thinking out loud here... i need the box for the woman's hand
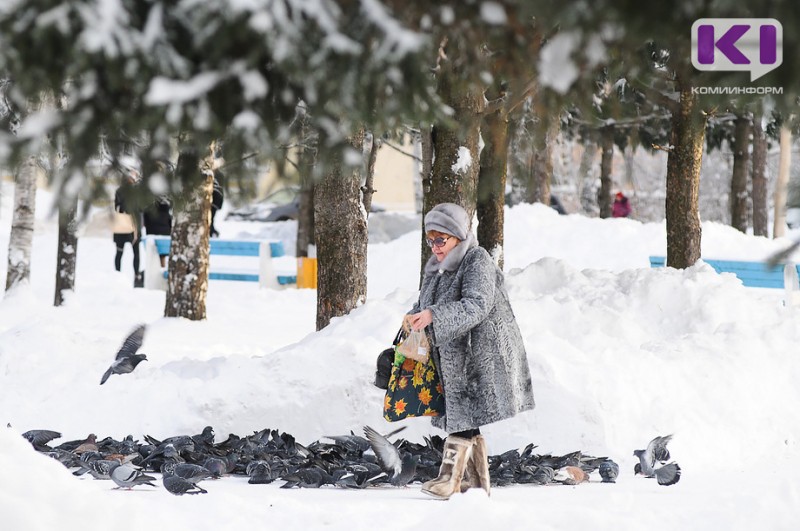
[408,309,433,331]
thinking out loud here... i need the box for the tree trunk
[730,114,751,233]
[578,144,598,215]
[296,116,317,258]
[477,107,509,269]
[5,157,37,291]
[529,115,557,206]
[623,144,635,188]
[665,85,705,269]
[772,124,792,238]
[599,124,614,218]
[362,132,380,216]
[429,63,483,219]
[54,196,78,306]
[315,131,368,331]
[422,57,484,281]
[164,150,212,320]
[415,126,430,214]
[773,126,792,238]
[751,111,768,237]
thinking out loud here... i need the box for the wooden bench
[648,256,800,289]
[144,236,297,289]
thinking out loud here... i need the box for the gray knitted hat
[424,203,470,241]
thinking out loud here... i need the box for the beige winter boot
[460,435,491,495]
[421,435,473,500]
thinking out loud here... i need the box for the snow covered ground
[1,182,799,530]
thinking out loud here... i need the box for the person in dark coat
[210,170,224,238]
[142,196,172,267]
[112,173,143,287]
[407,203,535,500]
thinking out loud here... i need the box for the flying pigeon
[634,434,681,486]
[599,459,619,483]
[363,425,418,487]
[100,324,148,385]
[108,462,157,490]
[21,430,61,450]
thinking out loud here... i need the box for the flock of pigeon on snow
[18,324,681,494]
[21,427,681,495]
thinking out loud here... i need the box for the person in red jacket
[612,191,631,218]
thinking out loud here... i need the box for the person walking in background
[113,172,143,287]
[612,191,631,218]
[406,203,535,500]
[142,195,172,267]
[210,169,224,238]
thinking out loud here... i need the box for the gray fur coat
[411,237,535,433]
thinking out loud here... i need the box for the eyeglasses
[426,236,451,248]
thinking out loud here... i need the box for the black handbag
[374,348,395,390]
[374,328,404,390]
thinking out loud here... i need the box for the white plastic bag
[396,319,430,363]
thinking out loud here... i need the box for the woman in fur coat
[407,203,535,500]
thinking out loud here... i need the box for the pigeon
[634,434,681,486]
[72,434,99,455]
[363,425,418,487]
[201,457,227,478]
[108,462,157,489]
[554,465,589,485]
[162,463,214,484]
[323,432,372,454]
[246,461,274,484]
[73,457,119,480]
[163,474,207,495]
[100,324,148,385]
[279,467,333,488]
[599,460,619,483]
[22,430,61,450]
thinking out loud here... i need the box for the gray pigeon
[246,461,274,484]
[108,462,157,489]
[634,435,681,486]
[22,430,61,450]
[73,458,119,480]
[163,474,207,495]
[163,463,214,484]
[363,425,419,487]
[201,457,226,478]
[599,459,619,483]
[100,324,148,385]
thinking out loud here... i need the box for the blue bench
[145,236,296,289]
[648,255,800,289]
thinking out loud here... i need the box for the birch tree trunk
[773,126,792,238]
[599,124,615,219]
[164,150,212,320]
[315,131,368,331]
[730,114,751,233]
[54,195,78,306]
[5,157,38,291]
[665,83,705,269]
[751,111,768,237]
